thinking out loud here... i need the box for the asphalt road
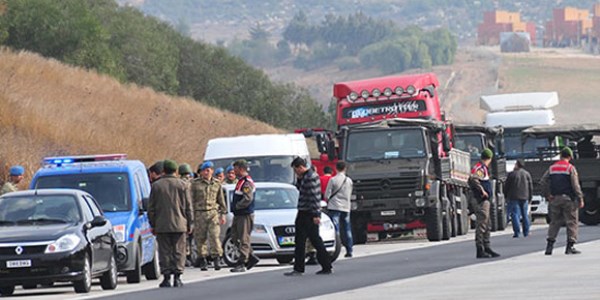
[8,224,598,299]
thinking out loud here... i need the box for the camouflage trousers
[194,210,223,258]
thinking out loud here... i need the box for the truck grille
[354,173,420,198]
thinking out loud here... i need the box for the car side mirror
[90,216,107,228]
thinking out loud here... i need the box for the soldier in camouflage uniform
[190,161,227,271]
[214,167,225,183]
[1,166,24,196]
[224,165,238,185]
[179,163,197,267]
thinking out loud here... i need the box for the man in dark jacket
[504,159,533,238]
[284,157,332,276]
[148,160,193,288]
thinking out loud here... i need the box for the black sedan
[0,189,118,296]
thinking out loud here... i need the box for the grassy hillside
[0,48,279,187]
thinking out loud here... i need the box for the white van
[204,134,311,184]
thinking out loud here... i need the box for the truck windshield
[504,130,551,159]
[345,129,426,162]
[454,134,484,160]
[212,156,294,184]
[34,173,131,212]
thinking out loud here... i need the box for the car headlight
[113,224,126,242]
[45,234,81,253]
[253,224,267,234]
[320,219,334,230]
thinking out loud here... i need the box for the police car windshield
[228,187,298,210]
[345,128,426,162]
[212,156,295,184]
[35,173,130,212]
[0,195,81,225]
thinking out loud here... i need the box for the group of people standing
[469,146,583,259]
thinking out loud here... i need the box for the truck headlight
[45,234,81,253]
[113,224,126,243]
[253,224,267,234]
[415,198,426,207]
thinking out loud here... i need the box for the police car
[30,154,159,283]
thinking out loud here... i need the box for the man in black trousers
[284,157,333,276]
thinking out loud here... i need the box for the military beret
[481,148,494,160]
[9,165,24,176]
[225,165,234,173]
[178,163,193,175]
[199,161,214,171]
[561,147,573,158]
[214,167,224,175]
[163,159,178,174]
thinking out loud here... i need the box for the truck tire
[449,192,458,238]
[489,188,498,232]
[580,208,600,225]
[426,200,443,242]
[441,193,452,240]
[496,185,507,230]
[351,214,368,245]
[457,191,469,235]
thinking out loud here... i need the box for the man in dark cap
[148,159,194,287]
[504,159,533,238]
[1,165,25,195]
[148,161,164,184]
[230,159,260,272]
[541,147,584,255]
[468,148,500,259]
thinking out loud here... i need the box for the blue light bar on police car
[43,154,127,166]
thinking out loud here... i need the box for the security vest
[232,175,255,216]
[548,160,575,197]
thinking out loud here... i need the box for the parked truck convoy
[313,73,472,242]
[481,92,559,223]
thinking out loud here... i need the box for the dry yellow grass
[0,48,280,188]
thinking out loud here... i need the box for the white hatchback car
[220,182,340,266]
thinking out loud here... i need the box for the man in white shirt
[325,161,354,257]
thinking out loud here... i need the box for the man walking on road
[230,160,260,272]
[148,160,194,288]
[468,148,500,259]
[191,161,227,271]
[1,165,25,195]
[504,159,533,238]
[285,157,333,276]
[541,147,584,255]
[326,161,354,257]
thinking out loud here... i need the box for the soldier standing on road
[179,163,194,182]
[230,160,260,272]
[468,149,501,259]
[541,147,584,255]
[285,157,333,276]
[190,161,227,271]
[504,159,533,238]
[148,160,193,288]
[1,166,25,195]
[178,163,197,267]
[214,167,225,183]
[224,165,238,185]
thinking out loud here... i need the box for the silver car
[220,182,340,266]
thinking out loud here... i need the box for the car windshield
[228,187,298,210]
[0,195,81,225]
[212,156,294,184]
[345,128,426,161]
[504,130,551,159]
[455,134,485,161]
[35,173,130,212]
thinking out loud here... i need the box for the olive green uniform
[225,178,238,185]
[0,182,17,196]
[190,177,227,258]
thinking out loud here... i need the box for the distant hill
[0,49,279,186]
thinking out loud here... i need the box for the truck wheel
[0,286,15,296]
[126,245,142,284]
[457,191,469,235]
[351,215,367,245]
[142,246,160,280]
[442,201,452,241]
[449,193,458,238]
[276,256,293,265]
[489,197,499,232]
[496,191,507,231]
[426,200,443,242]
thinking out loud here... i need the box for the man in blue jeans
[504,160,533,238]
[325,161,354,257]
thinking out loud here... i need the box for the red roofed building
[478,10,536,46]
[544,7,593,47]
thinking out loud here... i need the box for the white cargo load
[480,92,559,112]
[485,110,555,128]
[205,134,309,161]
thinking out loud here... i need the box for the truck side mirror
[442,132,452,152]
[316,133,327,154]
[326,140,336,161]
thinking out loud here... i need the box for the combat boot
[484,246,500,258]
[565,241,581,255]
[545,239,555,255]
[159,274,171,288]
[212,256,221,271]
[245,253,260,270]
[173,273,183,287]
[230,262,246,273]
[476,246,492,259]
[195,257,208,271]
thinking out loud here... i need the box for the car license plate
[278,236,295,246]
[381,210,396,216]
[7,260,31,268]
